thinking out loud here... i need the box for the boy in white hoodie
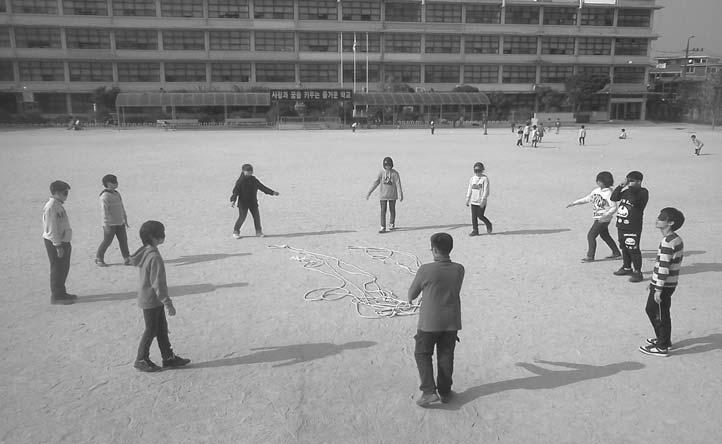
[465,162,492,236]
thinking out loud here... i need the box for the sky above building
[653,0,722,57]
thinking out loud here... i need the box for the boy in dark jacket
[611,171,649,282]
[230,164,280,238]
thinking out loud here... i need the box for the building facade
[0,0,658,119]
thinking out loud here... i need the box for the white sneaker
[388,224,395,230]
[378,227,386,233]
[232,232,241,239]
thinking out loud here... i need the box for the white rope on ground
[347,245,421,275]
[268,244,420,319]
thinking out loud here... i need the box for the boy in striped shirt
[639,207,685,357]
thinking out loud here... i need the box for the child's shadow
[166,253,251,266]
[671,333,722,356]
[76,282,248,303]
[642,249,705,259]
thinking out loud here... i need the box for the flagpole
[353,33,357,93]
[340,32,344,88]
[365,32,369,93]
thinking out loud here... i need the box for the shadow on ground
[679,262,722,275]
[76,282,248,303]
[642,249,705,259]
[393,224,468,232]
[671,333,722,356]
[263,230,356,238]
[166,253,251,266]
[492,228,571,236]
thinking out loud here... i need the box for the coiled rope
[268,244,421,318]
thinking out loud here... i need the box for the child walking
[367,156,403,233]
[516,127,524,147]
[578,125,587,146]
[566,171,621,262]
[42,180,76,305]
[531,125,539,148]
[611,171,649,283]
[230,164,280,239]
[95,174,130,267]
[465,162,493,236]
[130,220,190,372]
[639,208,685,357]
[691,135,704,155]
[408,233,465,407]
[523,123,531,143]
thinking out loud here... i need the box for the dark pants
[136,306,173,361]
[618,230,642,271]
[516,138,523,146]
[586,220,620,259]
[431,127,435,135]
[524,133,529,142]
[471,204,492,232]
[96,225,129,260]
[414,330,458,395]
[44,239,71,299]
[234,203,262,233]
[579,136,585,145]
[380,200,396,228]
[645,286,674,348]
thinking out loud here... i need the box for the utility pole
[682,35,695,80]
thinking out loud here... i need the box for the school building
[0,0,659,120]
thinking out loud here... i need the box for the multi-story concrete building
[0,0,658,119]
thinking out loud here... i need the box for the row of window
[0,60,647,83]
[1,0,652,27]
[0,27,649,56]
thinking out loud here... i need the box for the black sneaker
[134,358,162,372]
[416,391,439,407]
[606,253,622,260]
[123,257,132,266]
[581,257,594,263]
[469,230,479,237]
[439,391,453,404]
[162,354,191,369]
[613,267,633,276]
[51,295,75,305]
[628,271,644,283]
[638,344,668,357]
[95,258,108,267]
[486,226,493,234]
[646,338,673,350]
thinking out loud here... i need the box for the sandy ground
[1,123,721,444]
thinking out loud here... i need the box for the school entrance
[610,100,643,120]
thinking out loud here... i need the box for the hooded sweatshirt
[100,189,127,226]
[130,245,172,309]
[230,175,276,207]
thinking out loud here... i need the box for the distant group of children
[515,121,546,148]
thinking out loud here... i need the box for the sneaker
[628,271,644,283]
[439,391,453,404]
[388,224,395,231]
[605,253,622,260]
[469,230,479,237]
[416,391,439,407]
[646,338,673,350]
[638,344,668,357]
[232,232,241,239]
[379,227,387,233]
[486,225,493,234]
[51,295,75,305]
[256,232,265,237]
[162,354,191,368]
[134,358,162,372]
[613,267,633,276]
[64,293,77,300]
[581,257,595,263]
[95,258,108,267]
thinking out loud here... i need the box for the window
[464,35,499,54]
[253,0,294,19]
[342,33,380,52]
[0,1,5,12]
[503,36,537,55]
[165,62,206,82]
[385,2,420,22]
[615,38,647,56]
[14,27,61,48]
[425,65,459,83]
[384,33,421,53]
[70,94,93,113]
[68,62,113,81]
[613,66,645,83]
[463,65,498,83]
[466,4,500,24]
[580,8,613,26]
[0,61,14,81]
[578,37,611,56]
[255,63,295,82]
[19,61,65,81]
[425,3,461,23]
[383,64,420,83]
[35,93,67,113]
[209,31,250,50]
[254,31,294,51]
[117,62,160,81]
[160,0,203,17]
[541,37,574,55]
[66,28,111,49]
[617,9,651,27]
[299,0,337,20]
[115,29,158,50]
[0,27,10,47]
[62,0,107,15]
[577,65,609,77]
[543,7,577,26]
[299,32,338,52]
[343,62,380,82]
[502,65,536,83]
[162,31,205,50]
[211,62,250,82]
[11,0,57,14]
[299,63,338,82]
[540,65,573,83]
[208,0,249,18]
[112,0,157,17]
[342,1,380,21]
[425,34,460,54]
[505,6,539,25]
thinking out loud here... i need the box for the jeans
[380,200,396,228]
[579,136,585,145]
[414,330,458,395]
[618,230,642,271]
[586,220,620,259]
[44,239,71,299]
[136,306,174,361]
[96,225,129,261]
[470,204,492,232]
[234,203,262,233]
[645,286,674,348]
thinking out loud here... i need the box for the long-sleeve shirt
[571,187,617,222]
[408,258,465,332]
[368,168,403,201]
[692,138,704,148]
[579,128,587,138]
[129,245,172,309]
[465,174,490,206]
[100,189,127,226]
[42,197,72,246]
[650,233,684,290]
[230,175,276,207]
[610,185,648,232]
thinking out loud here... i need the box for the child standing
[367,157,403,233]
[555,118,561,134]
[95,174,130,267]
[408,233,465,407]
[516,127,524,147]
[639,208,685,357]
[611,171,649,283]
[578,125,587,146]
[566,171,621,262]
[42,180,76,305]
[691,135,704,155]
[430,120,435,135]
[465,162,493,236]
[230,164,280,239]
[130,220,190,372]
[531,125,539,148]
[523,123,531,143]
